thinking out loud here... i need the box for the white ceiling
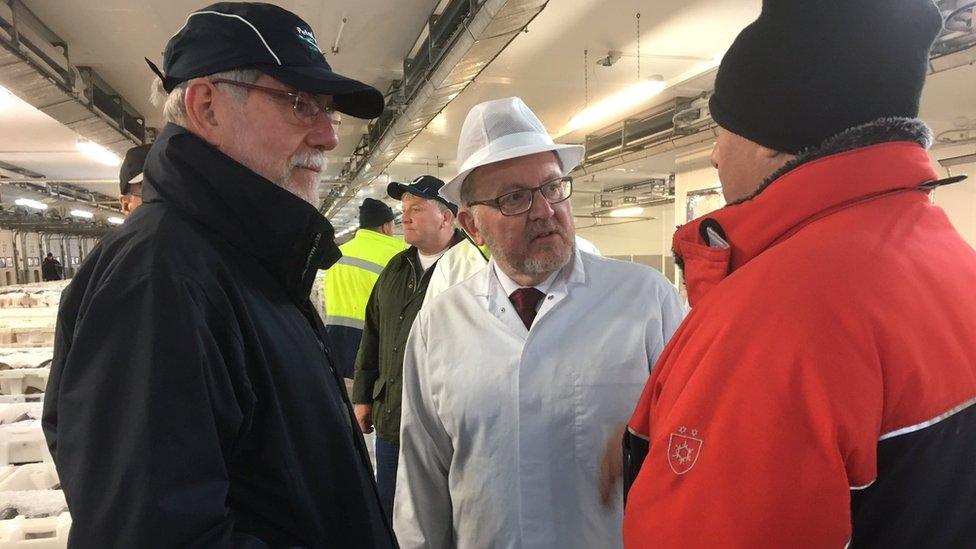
[0,88,121,197]
[3,0,975,231]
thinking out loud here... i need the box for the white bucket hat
[439,97,585,206]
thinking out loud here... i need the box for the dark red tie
[509,287,545,329]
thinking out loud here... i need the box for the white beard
[227,127,326,207]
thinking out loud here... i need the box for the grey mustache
[528,222,564,239]
[289,151,327,170]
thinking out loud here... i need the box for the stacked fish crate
[0,282,69,548]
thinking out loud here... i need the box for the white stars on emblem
[667,426,704,475]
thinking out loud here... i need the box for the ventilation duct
[324,0,550,216]
[0,1,146,157]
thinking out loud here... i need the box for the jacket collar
[674,141,944,307]
[354,228,400,246]
[394,229,466,268]
[142,123,341,303]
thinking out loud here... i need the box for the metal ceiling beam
[0,0,147,158]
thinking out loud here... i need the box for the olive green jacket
[350,231,463,443]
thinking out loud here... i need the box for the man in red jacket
[623,1,976,547]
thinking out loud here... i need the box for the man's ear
[457,209,485,246]
[442,209,456,229]
[183,79,225,146]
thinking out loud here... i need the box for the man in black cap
[118,143,151,216]
[624,1,976,547]
[351,175,464,522]
[322,197,406,379]
[43,3,394,547]
[41,252,62,281]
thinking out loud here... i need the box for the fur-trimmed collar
[729,117,933,206]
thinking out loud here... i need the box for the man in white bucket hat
[394,97,684,548]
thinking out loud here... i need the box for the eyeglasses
[210,79,342,127]
[467,176,573,216]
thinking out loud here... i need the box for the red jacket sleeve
[624,305,882,548]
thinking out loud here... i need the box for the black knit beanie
[359,198,394,228]
[709,0,943,154]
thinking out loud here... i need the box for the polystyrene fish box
[0,513,70,549]
[0,350,52,371]
[0,405,42,427]
[0,423,50,466]
[0,399,41,407]
[0,465,58,494]
[5,333,52,350]
[0,371,48,398]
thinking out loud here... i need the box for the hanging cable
[636,12,641,80]
[584,49,589,107]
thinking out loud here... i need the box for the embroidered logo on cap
[667,426,703,475]
[295,27,321,53]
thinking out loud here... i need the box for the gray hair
[150,68,263,125]
[434,199,455,217]
[459,172,478,207]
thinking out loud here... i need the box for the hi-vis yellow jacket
[323,229,407,378]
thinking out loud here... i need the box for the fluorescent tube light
[565,76,667,134]
[76,140,121,166]
[0,86,12,112]
[609,206,645,218]
[14,198,47,210]
[70,209,95,219]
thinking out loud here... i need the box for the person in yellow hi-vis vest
[324,198,407,378]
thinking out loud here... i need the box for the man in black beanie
[322,197,405,380]
[624,1,976,547]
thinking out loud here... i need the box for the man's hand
[354,403,374,434]
[599,422,628,508]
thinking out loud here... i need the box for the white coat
[394,250,684,548]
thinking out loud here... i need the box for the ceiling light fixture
[0,86,13,112]
[609,206,645,218]
[107,216,124,225]
[14,198,47,210]
[76,140,121,166]
[564,76,667,134]
[70,209,94,219]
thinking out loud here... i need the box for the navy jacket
[43,124,395,548]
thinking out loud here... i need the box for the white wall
[929,144,976,249]
[674,148,722,227]
[0,231,15,286]
[575,201,674,257]
[571,138,975,289]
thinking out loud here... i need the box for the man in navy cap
[351,175,465,523]
[118,144,151,216]
[44,3,395,547]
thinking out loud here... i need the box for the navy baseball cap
[387,175,458,215]
[119,144,152,195]
[146,2,384,119]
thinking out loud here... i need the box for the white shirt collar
[417,247,448,271]
[492,262,560,297]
